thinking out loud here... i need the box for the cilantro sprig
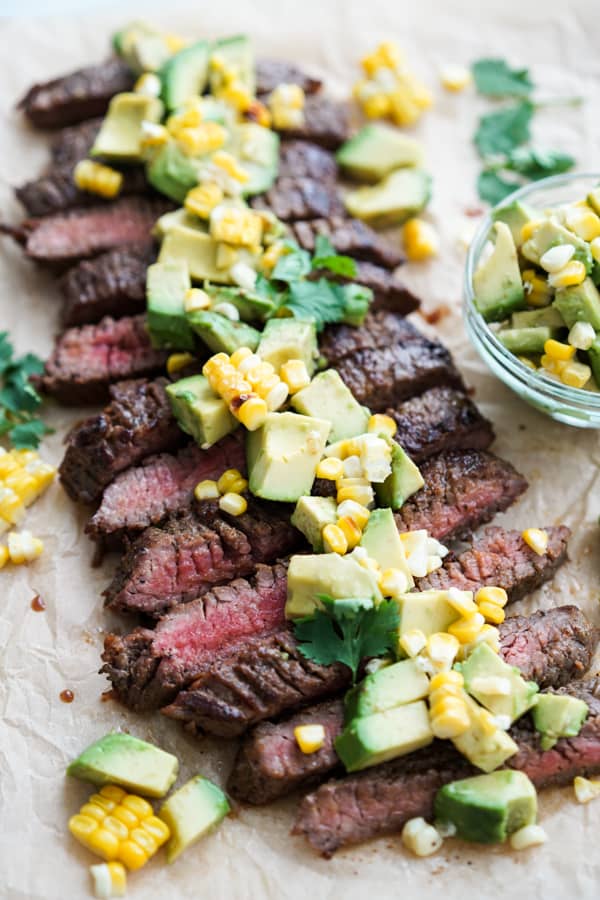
[472,59,533,98]
[0,332,51,450]
[293,595,399,682]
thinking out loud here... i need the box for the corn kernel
[430,670,464,692]
[522,528,549,556]
[74,160,122,199]
[430,700,470,739]
[379,567,410,598]
[217,469,246,495]
[140,121,169,150]
[388,90,422,126]
[401,817,443,857]
[185,182,224,219]
[212,151,250,183]
[509,824,547,850]
[544,338,576,362]
[362,93,392,119]
[561,360,592,389]
[565,207,600,241]
[568,321,596,351]
[316,457,344,481]
[539,244,575,273]
[219,492,248,517]
[426,632,460,670]
[177,122,228,156]
[336,499,370,528]
[90,861,127,898]
[167,352,195,375]
[334,516,361,550]
[210,207,262,247]
[230,347,254,368]
[477,601,506,625]
[448,612,486,644]
[474,586,508,609]
[99,786,127,803]
[440,64,472,92]
[520,220,543,242]
[265,381,289,411]
[117,840,147,871]
[548,260,587,289]
[590,236,600,263]
[245,99,272,128]
[261,241,287,273]
[399,628,427,658]
[540,353,566,376]
[446,587,478,617]
[403,218,439,261]
[294,723,326,754]
[574,776,600,804]
[367,413,397,439]
[280,359,311,394]
[194,480,220,501]
[336,480,374,507]
[184,287,211,313]
[8,530,43,564]
[322,523,348,555]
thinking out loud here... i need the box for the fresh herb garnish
[471,59,533,98]
[293,595,399,682]
[476,170,519,206]
[474,101,534,157]
[502,147,575,180]
[311,235,357,279]
[0,332,51,450]
[271,243,312,283]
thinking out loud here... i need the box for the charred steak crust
[50,118,104,167]
[272,96,351,149]
[416,524,570,602]
[36,314,168,406]
[59,377,182,504]
[18,58,134,128]
[250,176,345,222]
[291,218,403,269]
[292,678,600,856]
[102,562,290,710]
[58,243,156,327]
[256,60,322,97]
[352,262,420,315]
[387,386,495,462]
[277,141,337,182]
[395,449,528,543]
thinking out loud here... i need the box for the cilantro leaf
[477,170,519,206]
[474,101,534,156]
[505,146,575,180]
[271,245,312,283]
[279,279,347,330]
[0,333,49,450]
[312,235,357,279]
[472,58,533,98]
[9,419,52,450]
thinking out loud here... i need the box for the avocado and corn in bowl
[464,173,600,427]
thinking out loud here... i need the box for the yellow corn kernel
[194,480,220,501]
[203,352,231,378]
[117,840,147,871]
[322,523,348,555]
[237,397,268,431]
[430,699,470,739]
[4,470,39,505]
[521,220,544,243]
[448,612,486,644]
[245,99,272,128]
[177,122,227,156]
[565,207,600,241]
[426,632,460,670]
[89,793,117,814]
[245,361,276,386]
[401,817,443,857]
[120,795,153,819]
[167,352,195,375]
[74,160,123,199]
[336,500,371,528]
[167,107,203,134]
[90,860,127,899]
[0,545,9,569]
[509,824,548,850]
[133,72,162,97]
[399,628,427,658]
[430,669,464,692]
[0,451,20,478]
[212,151,250,183]
[185,182,224,219]
[140,121,169,151]
[544,338,576,362]
[403,218,439,261]
[388,90,422,126]
[446,588,478,617]
[294,723,326,754]
[280,359,311,394]
[230,347,254,368]
[218,492,248,517]
[253,373,280,398]
[218,81,253,112]
[261,241,287,273]
[548,260,587,289]
[367,413,397,439]
[184,287,211,313]
[270,83,305,110]
[440,64,472,92]
[540,353,566,377]
[477,708,499,737]
[7,530,43,564]
[574,776,600,804]
[362,92,392,119]
[522,528,549,556]
[217,469,247,495]
[99,786,127,803]
[474,586,508,609]
[111,806,138,829]
[477,601,505,625]
[379,566,410,598]
[316,457,345,481]
[561,360,592,389]
[336,515,363,550]
[210,208,263,247]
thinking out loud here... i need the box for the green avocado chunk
[160,40,210,111]
[553,277,600,330]
[67,733,179,798]
[209,35,255,95]
[532,693,588,750]
[335,700,433,772]
[434,770,538,844]
[147,142,200,203]
[452,693,519,772]
[344,658,429,720]
[186,309,260,354]
[521,219,592,272]
[589,335,600,388]
[91,93,163,162]
[154,208,208,239]
[393,589,460,646]
[360,507,413,588]
[336,124,423,183]
[344,168,431,228]
[227,123,280,196]
[166,375,238,449]
[375,437,424,510]
[257,318,318,373]
[206,284,277,323]
[492,200,539,247]
[285,552,381,618]
[457,642,539,724]
[290,495,337,552]
[587,187,600,216]
[511,306,565,329]
[498,326,558,355]
[159,775,230,863]
[159,226,235,283]
[291,369,370,442]
[146,260,195,350]
[473,221,525,322]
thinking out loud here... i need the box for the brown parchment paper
[1,4,599,898]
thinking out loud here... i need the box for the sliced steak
[161,627,350,738]
[36,314,168,405]
[416,525,570,603]
[50,118,103,167]
[395,449,528,543]
[273,96,351,150]
[277,141,337,182]
[321,312,464,409]
[102,562,289,709]
[18,58,134,128]
[353,262,420,315]
[59,377,181,504]
[291,217,403,269]
[387,387,494,462]
[15,165,150,217]
[58,243,155,327]
[256,60,322,96]
[251,176,344,221]
[87,433,246,540]
[228,605,596,804]
[293,678,600,856]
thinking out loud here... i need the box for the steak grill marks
[291,218,404,269]
[272,96,352,149]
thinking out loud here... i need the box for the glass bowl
[464,172,600,428]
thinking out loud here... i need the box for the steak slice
[277,141,337,182]
[161,627,350,738]
[36,314,168,406]
[18,58,134,128]
[59,377,181,504]
[102,562,289,710]
[292,678,600,856]
[87,433,246,540]
[353,262,420,315]
[291,217,403,269]
[387,387,494,462]
[15,165,150,217]
[50,118,103,167]
[228,605,596,804]
[416,525,570,603]
[321,313,464,409]
[273,96,351,149]
[395,449,528,543]
[58,243,155,327]
[256,60,322,96]
[250,176,344,221]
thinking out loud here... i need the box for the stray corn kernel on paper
[1,4,600,899]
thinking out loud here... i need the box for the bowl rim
[464,170,600,412]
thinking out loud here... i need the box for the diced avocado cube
[473,222,525,323]
[147,143,200,204]
[91,93,163,162]
[166,375,238,449]
[589,335,600,388]
[159,775,230,863]
[457,642,539,724]
[532,693,588,750]
[344,658,429,720]
[291,495,337,551]
[587,187,600,216]
[434,770,537,844]
[146,260,195,350]
[335,700,433,772]
[394,590,460,647]
[336,124,423,183]
[285,552,382,619]
[291,370,370,442]
[112,20,157,60]
[257,318,318,374]
[375,437,424,510]
[340,283,373,327]
[492,200,539,247]
[345,169,432,228]
[246,412,330,503]
[511,306,565,329]
[159,226,235,283]
[67,732,178,798]
[160,40,210,112]
[522,219,592,272]
[498,326,558,355]
[452,693,519,773]
[360,507,413,588]
[112,21,168,73]
[154,208,208,239]
[206,284,277,323]
[553,277,600,330]
[228,123,280,196]
[209,35,255,95]
[187,309,260,354]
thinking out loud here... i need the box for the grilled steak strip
[36,314,168,406]
[50,118,103,167]
[103,501,301,617]
[350,262,420,315]
[387,387,494,462]
[59,377,181,504]
[395,449,528,543]
[102,563,290,710]
[251,176,345,222]
[416,525,570,602]
[58,243,155,327]
[320,312,464,409]
[256,60,322,96]
[293,678,600,856]
[87,433,246,540]
[273,96,351,149]
[291,218,403,269]
[15,165,150,218]
[18,58,134,128]
[277,141,337,181]
[228,605,597,804]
